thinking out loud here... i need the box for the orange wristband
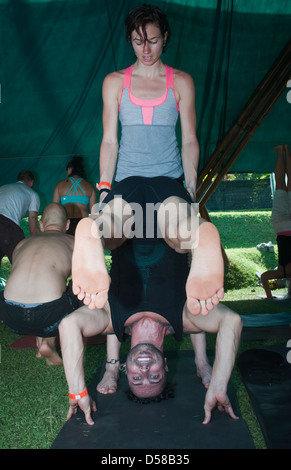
[68,388,88,400]
[96,181,111,190]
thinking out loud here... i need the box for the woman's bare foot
[72,217,111,310]
[97,363,119,394]
[36,337,62,366]
[186,222,224,316]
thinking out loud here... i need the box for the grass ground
[0,210,290,449]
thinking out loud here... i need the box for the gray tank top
[115,65,183,182]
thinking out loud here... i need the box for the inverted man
[59,176,242,425]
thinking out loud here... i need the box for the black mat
[237,342,291,449]
[241,312,291,327]
[241,312,291,340]
[51,350,254,449]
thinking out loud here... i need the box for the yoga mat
[238,343,291,449]
[241,312,291,327]
[51,350,254,449]
[240,313,291,340]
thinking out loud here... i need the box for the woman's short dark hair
[125,4,171,51]
[66,156,86,179]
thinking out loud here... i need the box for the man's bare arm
[58,305,110,425]
[28,211,40,235]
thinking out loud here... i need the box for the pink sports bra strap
[165,65,174,89]
[123,65,133,90]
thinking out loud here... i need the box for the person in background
[0,203,79,365]
[261,144,291,299]
[0,170,40,267]
[53,156,96,235]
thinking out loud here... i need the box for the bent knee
[219,308,243,330]
[58,313,77,335]
[227,311,243,332]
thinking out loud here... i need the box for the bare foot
[36,337,62,366]
[72,217,111,310]
[186,222,224,315]
[97,364,119,394]
[196,362,212,389]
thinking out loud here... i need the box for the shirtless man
[0,203,79,365]
[76,176,223,394]
[58,176,241,425]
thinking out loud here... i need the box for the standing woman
[53,156,96,235]
[96,5,210,395]
[98,4,199,203]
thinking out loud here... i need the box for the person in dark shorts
[0,203,79,365]
[0,170,40,267]
[261,144,291,299]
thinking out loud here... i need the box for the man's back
[4,231,74,304]
[0,182,40,226]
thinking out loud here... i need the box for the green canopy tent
[0,0,290,212]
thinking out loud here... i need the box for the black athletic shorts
[277,235,291,276]
[0,287,80,337]
[102,176,193,237]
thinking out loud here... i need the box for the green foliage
[209,210,278,290]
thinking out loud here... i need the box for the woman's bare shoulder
[172,68,195,102]
[103,69,126,87]
[173,68,195,87]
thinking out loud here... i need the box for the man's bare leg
[36,336,62,366]
[190,333,212,388]
[97,335,121,394]
[158,197,224,316]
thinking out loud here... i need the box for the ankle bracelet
[106,359,120,364]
